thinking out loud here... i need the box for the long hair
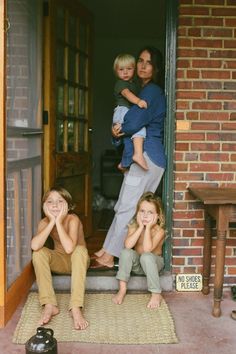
[137,46,164,87]
[130,191,165,229]
[42,186,76,213]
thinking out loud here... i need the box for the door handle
[22,131,44,136]
[88,128,93,133]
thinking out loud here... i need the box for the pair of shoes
[231,286,236,301]
[89,259,114,270]
[231,310,236,320]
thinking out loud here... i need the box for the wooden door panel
[44,0,93,236]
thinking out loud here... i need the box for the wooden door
[44,0,93,235]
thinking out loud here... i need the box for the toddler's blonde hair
[113,53,136,76]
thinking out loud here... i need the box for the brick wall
[174,0,236,285]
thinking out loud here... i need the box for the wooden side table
[188,187,236,317]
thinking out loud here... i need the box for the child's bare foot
[133,154,148,170]
[117,163,127,173]
[112,289,126,305]
[39,304,59,325]
[147,293,163,309]
[71,307,89,330]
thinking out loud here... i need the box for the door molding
[162,0,178,271]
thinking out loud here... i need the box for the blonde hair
[113,53,136,76]
[130,191,165,229]
[42,186,76,213]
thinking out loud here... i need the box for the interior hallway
[1,289,235,354]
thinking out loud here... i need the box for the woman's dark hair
[137,46,164,87]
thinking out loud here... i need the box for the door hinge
[43,110,49,125]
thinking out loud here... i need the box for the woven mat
[13,292,178,345]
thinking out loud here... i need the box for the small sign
[176,273,203,292]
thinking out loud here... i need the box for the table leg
[202,212,212,295]
[212,229,227,317]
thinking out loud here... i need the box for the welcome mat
[13,292,178,345]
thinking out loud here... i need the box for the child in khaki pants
[31,186,89,330]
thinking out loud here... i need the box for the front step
[31,270,173,292]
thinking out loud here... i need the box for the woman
[91,46,166,268]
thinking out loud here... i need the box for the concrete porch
[1,288,236,353]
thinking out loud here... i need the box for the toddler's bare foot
[133,154,148,170]
[117,163,127,173]
[147,293,163,309]
[39,304,59,325]
[112,289,126,305]
[71,307,89,330]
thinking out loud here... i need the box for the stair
[31,269,173,292]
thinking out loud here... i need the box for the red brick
[177,48,208,57]
[175,152,184,161]
[192,101,222,110]
[199,112,229,121]
[186,112,199,120]
[187,258,203,266]
[200,153,229,162]
[224,40,236,49]
[190,163,219,172]
[177,60,191,69]
[224,101,236,110]
[173,239,190,247]
[175,142,189,151]
[174,182,188,190]
[176,101,190,110]
[223,144,236,151]
[173,248,202,256]
[194,17,223,27]
[193,81,222,89]
[176,132,205,141]
[191,122,220,130]
[193,39,223,48]
[180,7,209,16]
[177,91,205,100]
[173,258,186,266]
[175,163,188,171]
[183,229,195,237]
[202,70,230,79]
[176,112,185,119]
[176,81,192,89]
[222,123,236,130]
[178,27,187,36]
[192,59,222,68]
[195,0,224,4]
[178,38,192,47]
[174,202,188,210]
[186,70,200,79]
[188,28,201,37]
[221,164,236,171]
[208,92,236,100]
[210,50,236,59]
[173,211,203,219]
[203,28,233,37]
[191,239,204,246]
[225,18,236,27]
[231,154,236,162]
[178,17,193,26]
[212,8,236,16]
[206,173,234,181]
[207,132,236,141]
[185,153,198,161]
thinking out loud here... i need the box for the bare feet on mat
[133,154,148,170]
[147,293,163,309]
[39,304,59,325]
[71,307,89,330]
[112,289,126,305]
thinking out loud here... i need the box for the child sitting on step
[31,186,89,330]
[112,191,165,308]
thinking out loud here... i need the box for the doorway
[77,0,170,249]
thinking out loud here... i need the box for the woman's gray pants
[103,153,164,257]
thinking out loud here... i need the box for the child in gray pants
[112,192,165,308]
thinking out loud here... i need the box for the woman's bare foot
[71,307,89,330]
[93,248,105,258]
[95,252,114,268]
[147,293,163,309]
[133,154,148,170]
[39,304,59,325]
[112,289,126,305]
